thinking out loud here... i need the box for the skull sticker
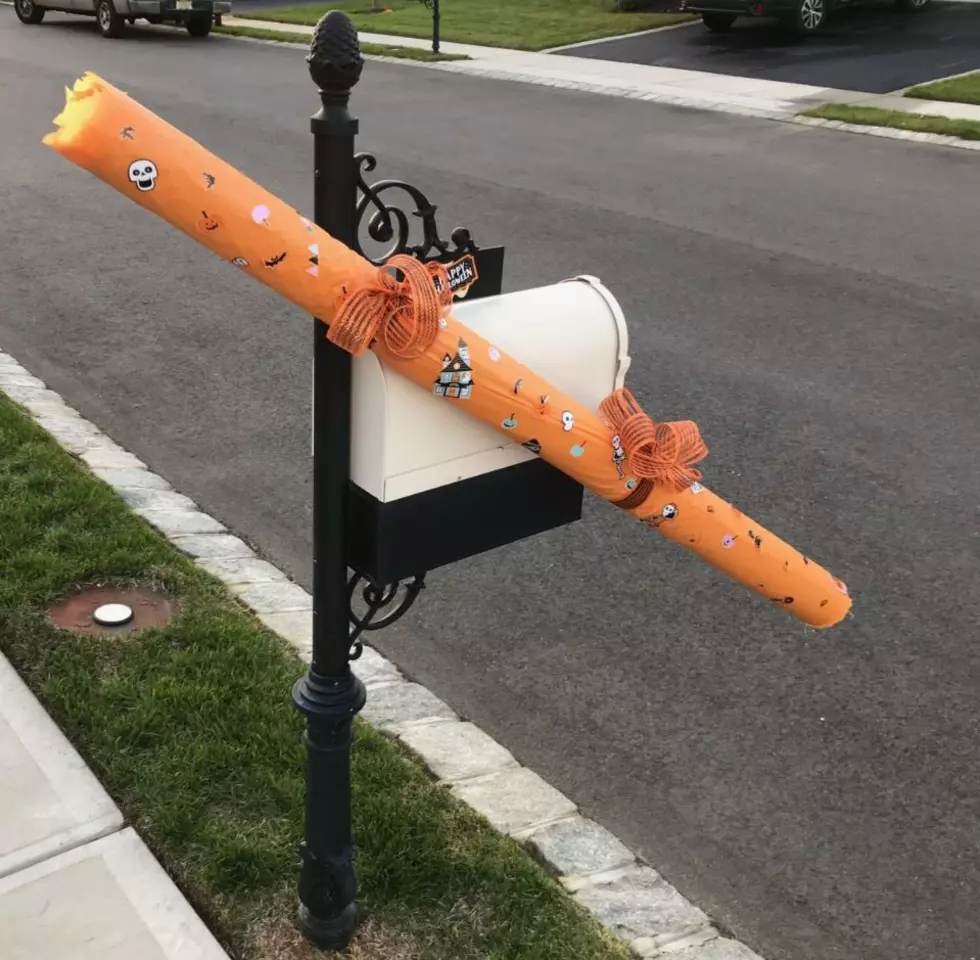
[128,159,158,192]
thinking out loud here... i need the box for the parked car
[681,0,931,36]
[13,0,231,38]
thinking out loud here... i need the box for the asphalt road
[2,13,980,960]
[563,2,980,93]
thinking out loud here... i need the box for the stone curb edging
[788,113,980,152]
[0,348,763,960]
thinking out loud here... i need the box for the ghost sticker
[203,172,216,189]
[611,434,626,478]
[561,411,575,432]
[127,159,158,192]
[488,347,501,362]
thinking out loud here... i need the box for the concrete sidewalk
[224,15,507,59]
[825,90,980,121]
[0,651,230,959]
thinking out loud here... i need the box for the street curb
[540,18,699,53]
[789,113,980,152]
[0,347,766,960]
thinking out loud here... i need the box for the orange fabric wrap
[44,73,852,629]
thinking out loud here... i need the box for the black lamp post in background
[419,0,440,54]
[292,10,365,950]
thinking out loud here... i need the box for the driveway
[559,2,980,93]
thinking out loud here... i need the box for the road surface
[1,13,978,960]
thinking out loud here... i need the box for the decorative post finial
[307,10,363,99]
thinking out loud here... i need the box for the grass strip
[246,0,694,51]
[802,103,980,142]
[217,23,471,60]
[905,71,980,107]
[0,391,628,960]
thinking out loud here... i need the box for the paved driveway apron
[560,3,980,93]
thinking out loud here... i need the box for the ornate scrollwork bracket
[353,152,478,265]
[347,571,426,660]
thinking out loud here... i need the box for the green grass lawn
[217,23,471,60]
[905,71,980,107]
[803,103,980,143]
[0,391,628,960]
[246,0,693,51]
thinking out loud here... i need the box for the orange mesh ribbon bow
[599,388,708,491]
[328,254,452,359]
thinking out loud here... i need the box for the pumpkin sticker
[197,210,222,234]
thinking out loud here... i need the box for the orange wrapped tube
[44,73,851,628]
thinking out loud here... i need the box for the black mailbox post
[294,11,582,948]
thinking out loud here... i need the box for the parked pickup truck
[14,0,231,37]
[681,0,930,36]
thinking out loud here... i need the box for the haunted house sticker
[434,339,473,400]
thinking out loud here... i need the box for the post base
[297,900,360,950]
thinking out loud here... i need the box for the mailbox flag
[44,73,852,629]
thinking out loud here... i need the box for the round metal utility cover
[93,603,134,627]
[47,585,176,636]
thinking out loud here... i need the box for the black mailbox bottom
[347,458,584,586]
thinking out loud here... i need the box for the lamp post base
[292,667,366,950]
[297,900,360,950]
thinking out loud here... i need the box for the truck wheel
[702,13,737,31]
[97,0,125,37]
[185,14,213,36]
[14,0,45,24]
[791,0,826,33]
[895,0,930,10]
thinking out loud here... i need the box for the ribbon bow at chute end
[599,388,707,492]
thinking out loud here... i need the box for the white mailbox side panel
[350,275,630,502]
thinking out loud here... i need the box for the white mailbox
[344,275,631,584]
